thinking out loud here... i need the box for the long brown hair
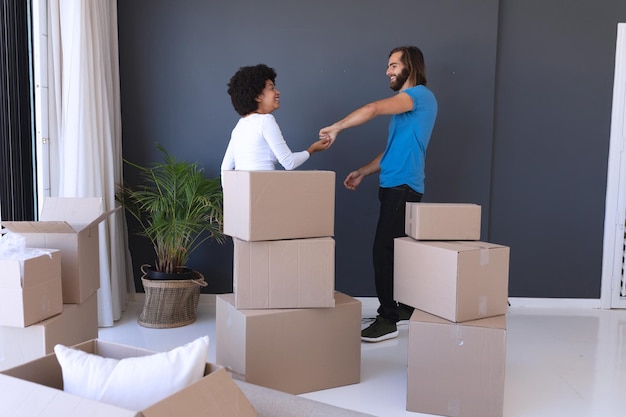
[389,46,427,86]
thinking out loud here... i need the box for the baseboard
[507,297,603,309]
[127,294,604,310]
[198,294,217,305]
[355,297,379,312]
[355,296,604,310]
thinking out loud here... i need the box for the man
[319,46,438,342]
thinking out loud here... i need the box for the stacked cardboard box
[223,170,336,309]
[0,248,63,328]
[217,170,361,395]
[0,197,115,370]
[393,203,509,417]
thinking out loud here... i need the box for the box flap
[1,197,117,235]
[422,240,504,253]
[40,198,103,229]
[407,202,481,209]
[463,314,507,330]
[411,309,507,330]
[90,339,156,359]
[1,221,76,234]
[410,309,449,325]
[81,207,120,231]
[0,250,61,288]
[142,367,257,417]
[0,374,140,417]
[8,205,120,234]
[457,240,507,251]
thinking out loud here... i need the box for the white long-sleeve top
[220,113,309,173]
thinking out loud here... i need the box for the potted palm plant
[116,143,225,328]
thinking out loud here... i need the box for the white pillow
[54,336,209,410]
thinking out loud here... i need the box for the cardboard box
[2,197,117,303]
[222,170,335,241]
[0,292,98,371]
[216,292,361,395]
[405,202,481,241]
[394,238,509,322]
[407,310,506,417]
[0,339,257,417]
[233,237,335,309]
[0,249,63,327]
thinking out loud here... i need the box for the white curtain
[47,0,134,327]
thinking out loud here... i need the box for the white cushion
[54,336,209,410]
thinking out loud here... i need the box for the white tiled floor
[98,298,626,417]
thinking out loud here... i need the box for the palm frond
[115,144,225,274]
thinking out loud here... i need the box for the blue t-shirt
[379,85,437,194]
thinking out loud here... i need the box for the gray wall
[491,1,626,298]
[117,0,626,299]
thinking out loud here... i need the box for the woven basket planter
[138,270,207,329]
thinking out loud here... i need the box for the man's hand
[344,169,365,190]
[319,125,339,145]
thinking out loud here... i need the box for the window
[0,0,37,221]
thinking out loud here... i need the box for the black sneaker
[397,304,414,325]
[361,316,398,342]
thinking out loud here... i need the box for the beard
[390,68,409,91]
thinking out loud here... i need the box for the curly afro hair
[227,64,277,116]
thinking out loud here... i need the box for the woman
[221,64,329,173]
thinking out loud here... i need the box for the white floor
[98,297,626,417]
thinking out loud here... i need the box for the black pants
[373,185,422,321]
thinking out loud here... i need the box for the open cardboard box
[0,339,257,417]
[1,198,118,303]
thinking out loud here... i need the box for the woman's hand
[308,137,332,154]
